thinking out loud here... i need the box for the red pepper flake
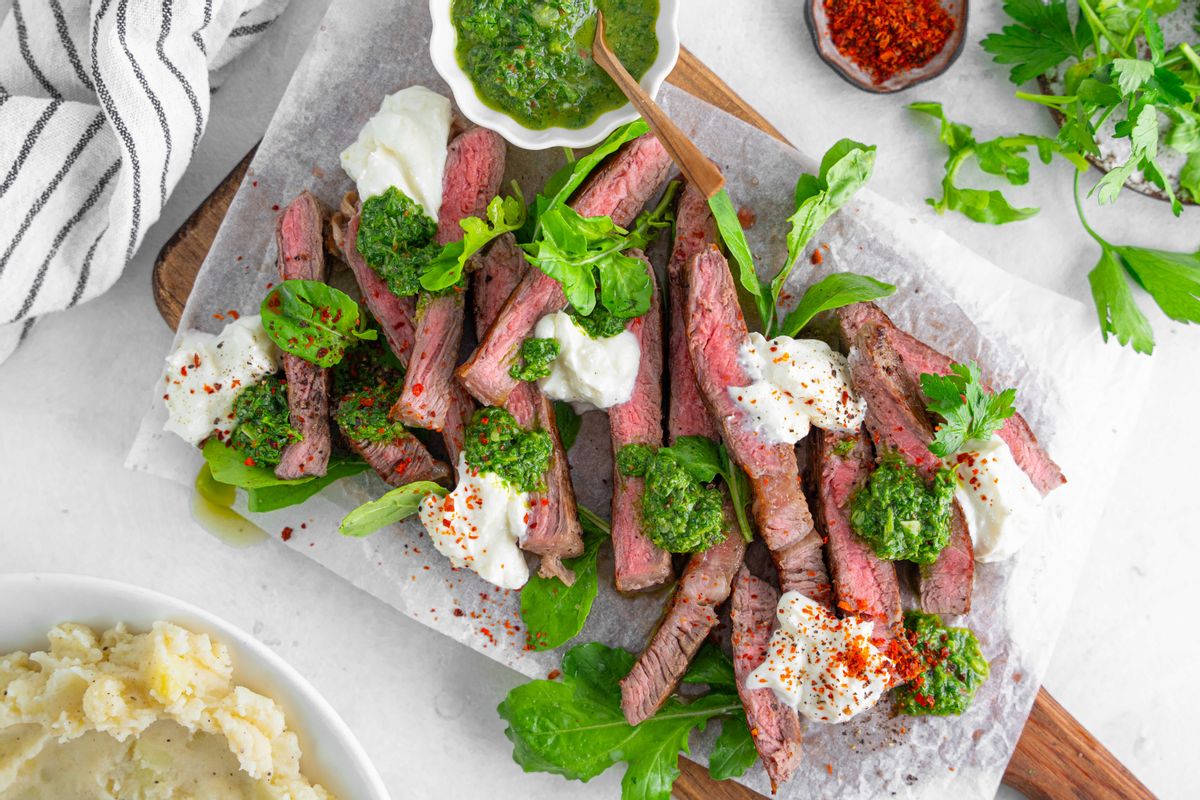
[547,669,562,680]
[212,312,226,321]
[737,207,757,229]
[271,204,280,211]
[281,527,293,541]
[244,456,256,467]
[228,309,240,320]
[811,247,824,265]
[412,383,424,396]
[824,0,956,85]
[452,608,465,617]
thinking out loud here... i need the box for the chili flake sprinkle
[824,0,956,85]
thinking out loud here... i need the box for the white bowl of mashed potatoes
[0,573,389,800]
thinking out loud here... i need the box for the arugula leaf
[920,363,1018,457]
[554,401,582,450]
[338,481,447,538]
[540,121,651,227]
[202,438,370,512]
[708,189,770,330]
[707,716,757,782]
[981,0,1083,84]
[261,280,376,367]
[420,188,526,292]
[520,509,607,651]
[497,642,743,800]
[778,272,896,338]
[681,642,737,689]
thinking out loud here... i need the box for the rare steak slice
[847,322,974,615]
[341,204,418,363]
[686,247,831,606]
[394,127,505,432]
[609,252,673,592]
[347,434,451,487]
[457,133,673,407]
[274,191,332,479]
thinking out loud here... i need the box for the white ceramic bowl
[430,0,680,150]
[0,573,390,800]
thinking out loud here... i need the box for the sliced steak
[666,181,719,442]
[731,565,803,790]
[847,322,974,615]
[620,513,746,724]
[686,247,831,606]
[837,303,1065,495]
[457,133,674,407]
[342,210,418,363]
[395,127,505,431]
[473,233,584,583]
[274,191,332,479]
[348,434,452,487]
[609,253,673,592]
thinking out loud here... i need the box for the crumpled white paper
[126,0,1152,796]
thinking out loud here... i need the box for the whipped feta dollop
[949,436,1043,562]
[746,591,894,723]
[730,333,866,444]
[339,85,450,218]
[533,311,640,411]
[419,454,531,590]
[162,315,280,446]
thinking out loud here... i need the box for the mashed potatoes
[0,622,334,799]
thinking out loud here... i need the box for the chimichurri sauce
[452,0,660,130]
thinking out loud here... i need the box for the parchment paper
[126,0,1153,796]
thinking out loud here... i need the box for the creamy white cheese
[746,591,893,723]
[533,311,640,411]
[162,315,280,446]
[731,333,866,444]
[949,436,1043,562]
[419,454,531,590]
[339,85,451,218]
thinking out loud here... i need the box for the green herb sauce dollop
[335,383,410,444]
[894,611,989,716]
[617,443,726,554]
[230,374,302,467]
[568,303,629,339]
[465,407,553,492]
[850,454,955,564]
[357,187,440,297]
[451,0,659,130]
[509,337,562,382]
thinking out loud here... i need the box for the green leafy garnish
[497,642,744,800]
[260,279,377,367]
[554,400,582,450]
[421,188,526,292]
[707,716,757,782]
[229,375,301,467]
[894,611,990,716]
[920,362,1017,457]
[464,407,553,493]
[201,438,370,513]
[338,481,447,538]
[521,507,607,651]
[708,139,889,336]
[680,641,737,689]
[509,337,561,382]
[849,455,956,564]
[980,0,1086,84]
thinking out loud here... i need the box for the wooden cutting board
[152,48,1153,800]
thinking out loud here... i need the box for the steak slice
[342,209,418,363]
[609,252,673,592]
[686,247,831,606]
[731,565,803,790]
[274,191,332,479]
[473,233,584,583]
[666,181,719,442]
[347,434,451,487]
[457,133,674,407]
[395,127,505,431]
[620,512,746,724]
[847,322,974,615]
[837,303,1065,495]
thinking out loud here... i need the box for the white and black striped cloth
[0,0,290,365]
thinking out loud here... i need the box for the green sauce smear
[229,375,301,467]
[894,611,990,716]
[850,454,955,565]
[357,187,441,297]
[617,443,726,554]
[465,407,554,492]
[451,0,659,130]
[567,302,630,339]
[510,337,562,381]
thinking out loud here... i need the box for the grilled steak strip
[731,564,803,790]
[686,247,832,606]
[609,252,673,592]
[457,133,673,407]
[394,127,506,432]
[274,192,332,479]
[837,303,1065,495]
[847,322,974,615]
[473,233,584,583]
[666,182,720,442]
[346,435,452,487]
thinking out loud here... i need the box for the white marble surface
[1,1,1194,798]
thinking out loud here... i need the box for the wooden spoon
[592,11,725,198]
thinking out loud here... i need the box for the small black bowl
[805,0,969,94]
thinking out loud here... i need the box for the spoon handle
[593,12,725,199]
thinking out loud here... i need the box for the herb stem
[1077,0,1129,59]
[577,504,611,537]
[1072,171,1105,246]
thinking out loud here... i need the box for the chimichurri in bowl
[429,0,680,149]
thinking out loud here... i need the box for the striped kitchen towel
[0,0,291,366]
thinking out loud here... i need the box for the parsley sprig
[920,362,1017,457]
